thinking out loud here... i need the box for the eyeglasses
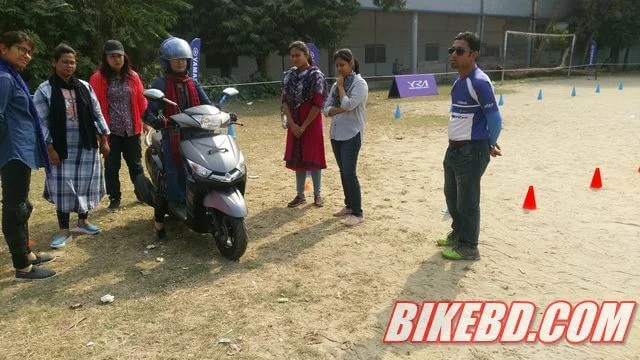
[14,45,32,57]
[59,60,76,66]
[448,47,472,56]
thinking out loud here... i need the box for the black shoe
[436,230,460,247]
[287,195,306,208]
[154,228,166,241]
[29,252,56,266]
[108,198,121,211]
[442,245,481,260]
[15,266,57,281]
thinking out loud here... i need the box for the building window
[424,43,439,61]
[365,44,386,63]
[482,45,500,58]
[206,54,238,69]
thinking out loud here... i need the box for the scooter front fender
[203,188,248,218]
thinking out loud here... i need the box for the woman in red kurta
[282,41,327,208]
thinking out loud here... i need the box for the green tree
[373,0,406,11]
[179,0,359,79]
[0,0,190,87]
[570,0,640,66]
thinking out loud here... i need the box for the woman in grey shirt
[323,49,368,226]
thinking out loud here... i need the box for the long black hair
[99,52,132,79]
[289,41,313,66]
[333,48,360,74]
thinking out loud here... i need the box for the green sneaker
[442,246,480,260]
[436,231,459,247]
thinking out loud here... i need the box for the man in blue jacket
[438,31,503,260]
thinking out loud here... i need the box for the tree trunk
[327,45,336,78]
[220,57,232,78]
[622,47,630,71]
[532,0,560,67]
[256,54,270,78]
[609,47,620,68]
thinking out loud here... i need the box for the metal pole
[502,31,509,83]
[527,0,537,68]
[374,11,378,76]
[568,34,576,77]
[479,0,485,42]
[411,11,418,74]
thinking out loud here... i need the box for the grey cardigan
[323,74,368,141]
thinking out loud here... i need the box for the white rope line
[199,63,640,88]
[505,30,576,38]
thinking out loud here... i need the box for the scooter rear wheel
[214,216,248,260]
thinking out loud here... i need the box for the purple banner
[388,74,439,98]
[588,40,597,66]
[306,42,320,68]
[190,38,201,80]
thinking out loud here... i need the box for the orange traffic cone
[590,168,602,189]
[522,185,537,210]
[28,239,36,248]
[304,170,312,192]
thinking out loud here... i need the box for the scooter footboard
[203,188,248,218]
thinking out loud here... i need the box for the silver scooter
[141,87,248,260]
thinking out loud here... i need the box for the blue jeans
[331,133,362,217]
[443,141,490,248]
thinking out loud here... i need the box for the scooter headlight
[186,159,212,178]
[198,113,229,130]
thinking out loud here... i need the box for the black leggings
[56,211,88,229]
[1,160,33,269]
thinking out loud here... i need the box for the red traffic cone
[522,185,537,210]
[590,168,602,189]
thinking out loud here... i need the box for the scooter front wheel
[214,216,248,260]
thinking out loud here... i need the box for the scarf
[0,57,51,174]
[332,72,356,108]
[163,73,201,116]
[282,66,326,111]
[48,74,98,160]
[163,73,201,172]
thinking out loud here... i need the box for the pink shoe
[333,207,352,217]
[344,215,364,226]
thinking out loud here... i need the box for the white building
[200,0,579,81]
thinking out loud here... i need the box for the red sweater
[89,70,147,135]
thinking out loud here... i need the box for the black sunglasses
[448,47,472,56]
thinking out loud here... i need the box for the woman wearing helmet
[144,36,212,240]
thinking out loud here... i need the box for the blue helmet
[159,36,193,72]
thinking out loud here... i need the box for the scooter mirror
[144,89,178,107]
[222,87,239,97]
[143,89,166,101]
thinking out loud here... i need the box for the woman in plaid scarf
[281,41,327,208]
[34,44,110,249]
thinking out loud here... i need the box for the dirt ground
[1,75,639,359]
